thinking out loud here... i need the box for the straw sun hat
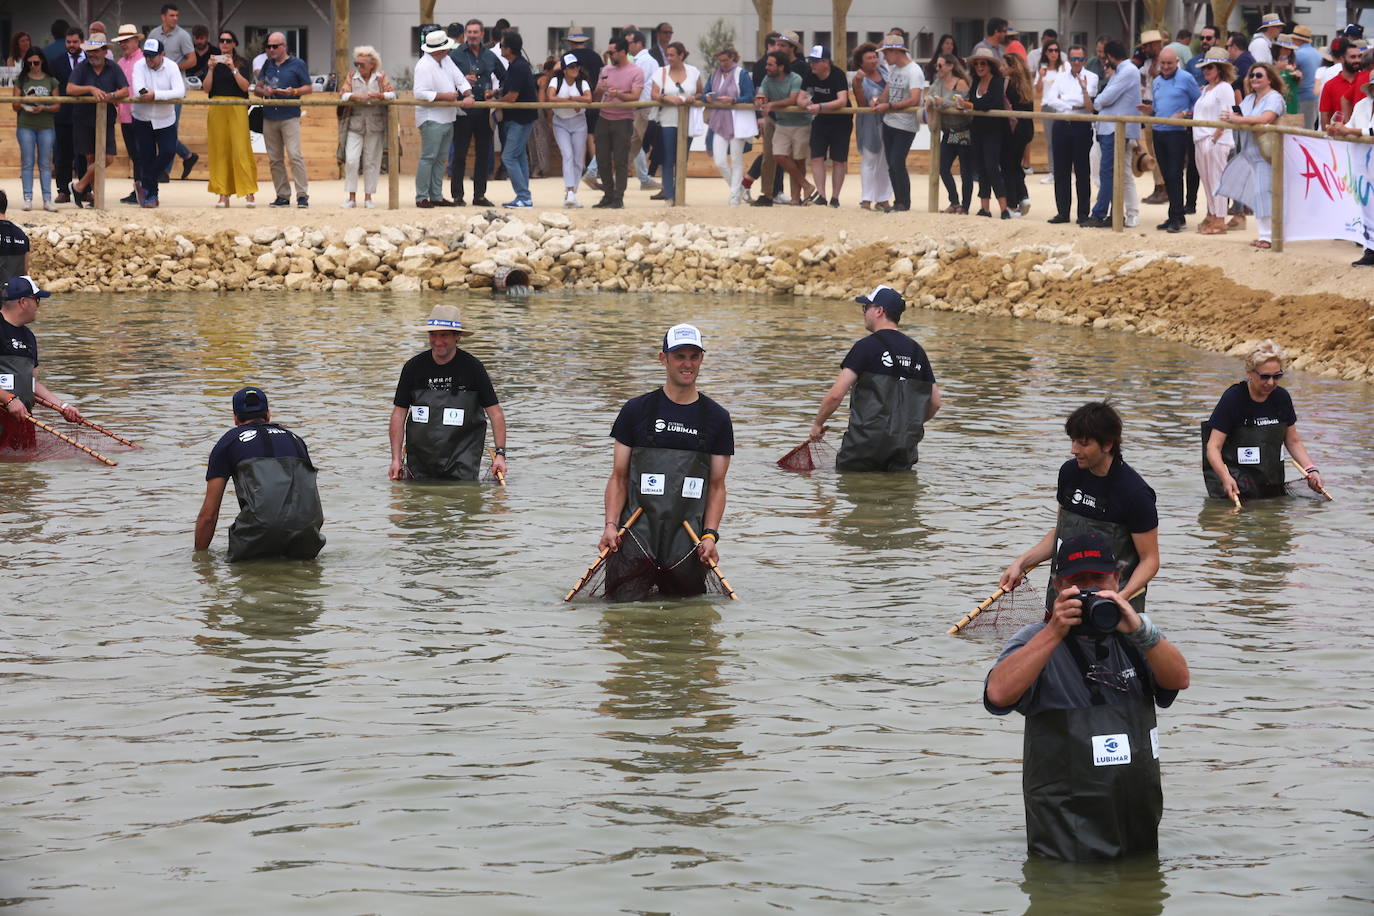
[416,304,473,336]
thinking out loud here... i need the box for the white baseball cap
[662,323,705,352]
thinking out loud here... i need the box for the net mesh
[0,416,127,464]
[777,437,836,472]
[1283,477,1329,501]
[1235,473,1330,502]
[569,527,728,602]
[952,571,1047,638]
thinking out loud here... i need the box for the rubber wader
[404,388,486,480]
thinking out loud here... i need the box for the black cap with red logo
[1055,533,1117,578]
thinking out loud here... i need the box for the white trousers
[1194,137,1232,218]
[712,137,746,200]
[553,116,588,190]
[344,128,383,194]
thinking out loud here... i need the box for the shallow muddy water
[2,290,1371,913]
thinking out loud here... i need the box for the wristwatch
[493,447,506,456]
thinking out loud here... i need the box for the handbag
[647,67,664,122]
[248,105,263,133]
[688,103,706,138]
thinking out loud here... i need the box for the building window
[246,26,308,63]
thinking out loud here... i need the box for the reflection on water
[3,289,1372,912]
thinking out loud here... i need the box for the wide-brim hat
[966,47,999,63]
[566,31,590,43]
[777,30,801,49]
[115,24,143,43]
[422,30,458,53]
[417,304,473,335]
[1139,29,1164,45]
[81,33,112,51]
[1294,24,1313,40]
[1260,12,1284,29]
[881,32,907,51]
[1277,34,1299,49]
[1132,146,1156,176]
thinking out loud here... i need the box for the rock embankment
[31,211,1373,381]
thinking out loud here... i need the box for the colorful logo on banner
[1282,135,1372,244]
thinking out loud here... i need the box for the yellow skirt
[206,104,259,197]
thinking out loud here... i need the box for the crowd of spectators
[12,12,1374,233]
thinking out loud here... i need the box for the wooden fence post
[1112,126,1126,233]
[927,106,940,213]
[673,106,689,206]
[1270,129,1285,252]
[387,102,400,210]
[93,101,107,210]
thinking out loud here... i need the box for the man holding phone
[130,38,186,207]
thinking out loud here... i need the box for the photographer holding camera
[984,532,1190,861]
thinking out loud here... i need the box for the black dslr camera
[1070,587,1121,637]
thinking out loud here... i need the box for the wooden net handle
[681,520,738,600]
[562,506,644,601]
[33,394,140,448]
[26,415,117,466]
[948,562,1041,635]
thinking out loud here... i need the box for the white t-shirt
[551,74,589,120]
[882,59,927,132]
[1192,81,1236,145]
[1348,94,1374,132]
[651,63,701,128]
[131,57,186,128]
[1249,34,1273,65]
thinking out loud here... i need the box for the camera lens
[1086,595,1120,634]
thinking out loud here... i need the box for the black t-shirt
[0,220,30,285]
[1056,457,1158,533]
[206,420,313,480]
[610,390,735,455]
[502,58,538,124]
[1207,381,1296,435]
[392,349,499,408]
[803,66,851,125]
[68,60,128,129]
[208,59,251,98]
[0,313,37,365]
[840,329,937,381]
[188,46,214,81]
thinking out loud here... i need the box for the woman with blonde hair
[339,45,394,208]
[1217,62,1285,248]
[1192,49,1236,234]
[1203,339,1325,501]
[205,29,257,207]
[703,44,757,206]
[926,53,972,213]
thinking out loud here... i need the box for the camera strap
[1064,635,1108,706]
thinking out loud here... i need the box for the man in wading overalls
[0,276,83,451]
[194,387,325,561]
[999,402,1159,616]
[809,285,941,471]
[984,533,1189,860]
[388,305,507,482]
[597,324,733,596]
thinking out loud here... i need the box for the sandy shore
[17,172,1374,380]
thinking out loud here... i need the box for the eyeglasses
[1249,72,1266,78]
[266,42,283,49]
[1253,370,1285,380]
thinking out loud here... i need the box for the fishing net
[776,437,836,472]
[1234,473,1330,502]
[0,416,127,464]
[950,570,1047,638]
[569,526,728,602]
[1283,477,1329,501]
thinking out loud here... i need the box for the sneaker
[1022,165,1033,175]
[640,179,661,190]
[270,196,291,207]
[245,197,256,208]
[750,196,774,207]
[363,199,375,209]
[180,152,199,180]
[120,192,138,205]
[1001,209,1012,219]
[43,200,58,212]
[582,173,602,192]
[829,196,840,208]
[297,196,309,208]
[1124,214,1139,228]
[70,181,84,208]
[1085,216,1110,228]
[341,199,356,208]
[472,196,494,207]
[807,191,826,205]
[976,209,992,217]
[1018,198,1031,216]
[775,193,791,205]
[741,189,752,202]
[502,198,532,208]
[21,198,31,212]
[1039,175,1055,184]
[141,196,159,208]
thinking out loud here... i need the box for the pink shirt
[117,54,137,123]
[597,62,643,120]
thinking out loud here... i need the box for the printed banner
[1282,134,1370,244]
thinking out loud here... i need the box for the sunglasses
[1069,55,1085,61]
[266,42,283,48]
[1252,371,1285,380]
[1249,72,1266,78]
[219,37,235,43]
[26,58,43,65]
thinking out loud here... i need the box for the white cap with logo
[662,323,706,352]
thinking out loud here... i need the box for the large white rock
[251,227,280,244]
[282,226,304,245]
[345,248,381,272]
[539,212,571,229]
[366,234,397,256]
[379,225,408,245]
[342,226,367,247]
[402,243,445,260]
[254,252,277,272]
[389,274,423,291]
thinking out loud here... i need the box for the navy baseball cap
[232,386,269,418]
[3,276,51,300]
[142,37,164,57]
[856,284,905,316]
[1055,533,1118,578]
